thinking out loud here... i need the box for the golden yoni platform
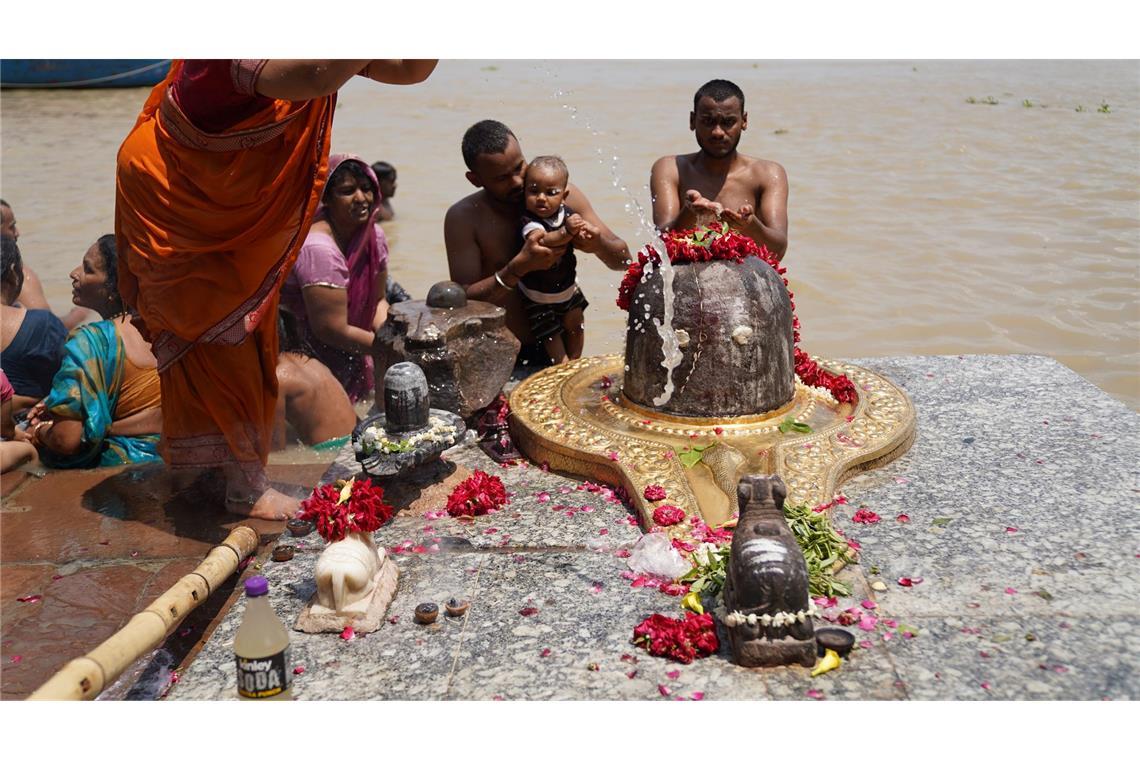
[509,354,915,532]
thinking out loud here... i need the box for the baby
[518,156,599,363]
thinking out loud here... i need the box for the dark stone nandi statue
[722,474,816,667]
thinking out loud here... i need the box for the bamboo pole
[27,524,260,701]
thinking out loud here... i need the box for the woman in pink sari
[281,154,390,403]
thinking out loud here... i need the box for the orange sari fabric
[115,60,335,482]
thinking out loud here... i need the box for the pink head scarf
[315,153,387,332]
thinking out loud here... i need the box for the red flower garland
[299,478,394,544]
[446,470,509,517]
[643,484,667,502]
[632,612,719,664]
[615,224,857,405]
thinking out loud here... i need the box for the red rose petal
[690,691,705,701]
[1005,526,1018,534]
[658,684,671,697]
[16,595,42,603]
[860,599,877,610]
[1004,587,1018,595]
[293,666,305,675]
[897,577,923,587]
[9,655,23,664]
[665,669,680,680]
[340,626,355,641]
[519,607,540,616]
[806,689,824,700]
[540,648,552,657]
[896,514,910,524]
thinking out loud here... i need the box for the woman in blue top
[0,237,67,411]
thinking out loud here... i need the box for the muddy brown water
[2,60,1137,427]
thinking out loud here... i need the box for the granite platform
[161,354,1138,701]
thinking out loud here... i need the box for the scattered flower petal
[293,666,305,675]
[519,607,540,617]
[16,595,42,603]
[9,655,23,663]
[852,508,880,524]
[690,691,705,701]
[860,599,877,610]
[540,648,551,657]
[658,684,671,697]
[1004,587,1018,595]
[1005,526,1018,534]
[806,688,824,700]
[666,670,680,680]
[340,626,355,641]
[859,616,878,631]
[897,577,923,587]
[896,514,910,524]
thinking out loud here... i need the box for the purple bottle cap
[244,576,269,597]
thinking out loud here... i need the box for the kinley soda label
[236,649,292,699]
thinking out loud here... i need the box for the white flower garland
[355,417,458,456]
[715,598,819,629]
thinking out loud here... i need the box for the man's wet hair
[526,155,569,183]
[693,79,745,112]
[0,199,10,209]
[371,161,396,181]
[324,160,378,202]
[1,236,24,295]
[461,120,516,170]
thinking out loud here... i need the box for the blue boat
[0,60,171,89]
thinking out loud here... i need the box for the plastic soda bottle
[234,575,292,700]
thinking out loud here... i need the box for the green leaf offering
[778,417,813,434]
[931,517,953,527]
[676,442,716,468]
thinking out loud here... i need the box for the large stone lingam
[375,281,520,420]
[509,233,916,536]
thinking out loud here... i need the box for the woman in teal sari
[26,235,162,468]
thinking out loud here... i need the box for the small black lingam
[721,474,816,668]
[353,362,466,478]
[375,281,521,420]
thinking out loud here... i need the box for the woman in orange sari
[115,60,436,519]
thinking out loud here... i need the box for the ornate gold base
[509,354,915,535]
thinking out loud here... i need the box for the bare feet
[225,486,301,520]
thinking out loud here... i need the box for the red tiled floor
[0,460,333,700]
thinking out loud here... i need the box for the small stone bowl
[271,545,295,562]
[286,519,314,537]
[815,627,856,658]
[445,598,469,617]
[414,602,439,625]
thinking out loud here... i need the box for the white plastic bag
[626,532,690,579]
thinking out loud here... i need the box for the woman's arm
[372,268,390,332]
[254,60,371,100]
[108,407,163,437]
[301,286,375,354]
[359,60,438,85]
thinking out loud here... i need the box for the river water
[2,60,1137,411]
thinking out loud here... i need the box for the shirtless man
[444,120,630,366]
[650,79,789,260]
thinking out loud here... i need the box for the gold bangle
[494,270,514,291]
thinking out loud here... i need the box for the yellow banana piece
[681,591,704,615]
[811,648,841,677]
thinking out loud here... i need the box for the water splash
[650,238,683,406]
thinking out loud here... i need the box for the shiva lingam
[375,281,520,420]
[353,362,466,478]
[509,227,916,536]
[720,474,816,668]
